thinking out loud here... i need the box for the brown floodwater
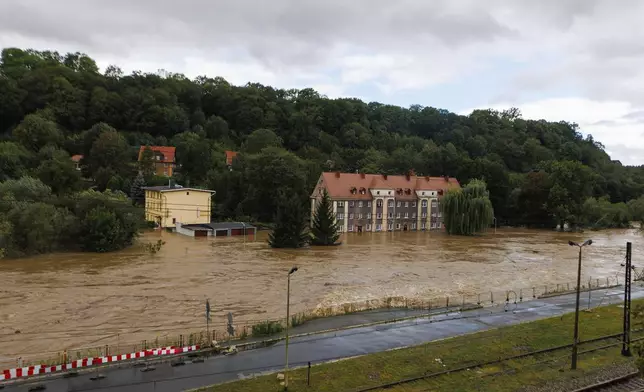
[0,228,641,366]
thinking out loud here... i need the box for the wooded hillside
[2,47,644,236]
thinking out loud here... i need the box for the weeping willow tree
[441,179,494,235]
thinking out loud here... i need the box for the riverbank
[200,298,642,392]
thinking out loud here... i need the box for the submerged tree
[268,193,309,249]
[441,179,494,236]
[311,189,340,245]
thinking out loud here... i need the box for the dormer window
[405,188,412,195]
[350,187,357,194]
[396,188,403,195]
[359,187,367,194]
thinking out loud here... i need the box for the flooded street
[0,228,641,366]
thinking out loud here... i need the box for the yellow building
[143,186,216,228]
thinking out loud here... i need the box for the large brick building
[310,172,460,233]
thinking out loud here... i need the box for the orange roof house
[310,171,460,233]
[225,150,238,166]
[138,146,176,177]
[71,154,83,171]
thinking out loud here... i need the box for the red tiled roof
[71,154,83,162]
[313,172,460,200]
[138,146,176,163]
[225,150,238,166]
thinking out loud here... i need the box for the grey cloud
[0,0,515,68]
[604,143,644,166]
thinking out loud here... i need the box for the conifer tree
[311,189,340,245]
[268,193,309,248]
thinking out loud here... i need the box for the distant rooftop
[142,185,216,193]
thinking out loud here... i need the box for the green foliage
[251,320,283,337]
[139,146,156,178]
[268,193,309,249]
[0,142,33,181]
[36,152,81,194]
[12,113,63,152]
[144,239,166,254]
[311,189,340,246]
[580,197,631,229]
[442,179,494,236]
[130,172,146,206]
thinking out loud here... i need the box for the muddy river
[0,228,641,366]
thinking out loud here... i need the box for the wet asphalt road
[3,285,642,392]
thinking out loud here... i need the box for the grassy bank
[200,300,642,392]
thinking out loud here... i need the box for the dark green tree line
[1,46,643,242]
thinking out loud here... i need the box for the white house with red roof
[310,171,460,233]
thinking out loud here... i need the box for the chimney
[383,174,388,180]
[425,176,430,181]
[335,172,341,178]
[360,173,366,179]
[406,173,410,181]
[409,169,416,177]
[444,176,449,182]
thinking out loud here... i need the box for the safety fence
[1,275,621,372]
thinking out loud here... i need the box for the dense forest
[2,47,644,256]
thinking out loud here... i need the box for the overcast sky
[1,0,643,164]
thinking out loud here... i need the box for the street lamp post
[285,266,298,391]
[568,239,592,370]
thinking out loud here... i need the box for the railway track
[353,332,643,392]
[573,372,644,391]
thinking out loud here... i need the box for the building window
[377,213,382,219]
[338,201,344,208]
[367,201,372,207]
[396,223,401,229]
[404,202,409,207]
[421,222,426,230]
[412,212,417,219]
[397,201,401,207]
[339,225,344,232]
[367,213,372,219]
[388,200,394,208]
[412,201,417,207]
[377,191,380,195]
[377,200,383,207]
[396,212,401,218]
[186,191,190,195]
[376,224,382,231]
[367,224,372,231]
[422,200,428,207]
[388,212,393,219]
[358,213,363,219]
[349,201,354,207]
[422,212,427,218]
[404,212,409,218]
[172,218,176,224]
[388,222,393,231]
[358,201,363,207]
[349,213,354,219]
[432,201,438,208]
[348,225,354,232]
[411,222,417,230]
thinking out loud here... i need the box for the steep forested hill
[1,47,643,231]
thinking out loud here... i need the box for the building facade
[310,172,460,233]
[138,146,176,177]
[143,186,215,228]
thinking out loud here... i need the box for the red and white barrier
[0,345,199,382]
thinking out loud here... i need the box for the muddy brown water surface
[0,228,641,365]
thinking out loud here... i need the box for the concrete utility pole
[568,239,592,370]
[284,266,298,391]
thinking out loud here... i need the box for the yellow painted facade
[144,188,214,228]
